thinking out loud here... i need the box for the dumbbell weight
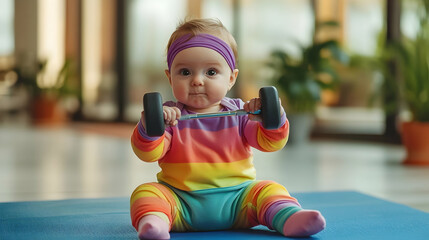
[143,86,281,137]
[143,92,165,137]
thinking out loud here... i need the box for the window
[125,0,187,122]
[0,0,14,56]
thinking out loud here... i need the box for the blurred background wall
[0,0,424,143]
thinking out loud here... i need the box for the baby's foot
[282,210,326,237]
[138,215,170,240]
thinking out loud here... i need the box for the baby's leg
[138,214,170,240]
[237,180,325,237]
[130,183,179,240]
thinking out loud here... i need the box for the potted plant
[267,22,348,143]
[393,0,429,164]
[17,59,80,125]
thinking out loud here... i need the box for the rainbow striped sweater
[131,97,289,192]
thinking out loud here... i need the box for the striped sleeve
[130,119,171,162]
[243,112,289,152]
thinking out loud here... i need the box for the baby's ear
[229,69,239,90]
[165,69,172,85]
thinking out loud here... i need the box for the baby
[130,18,326,240]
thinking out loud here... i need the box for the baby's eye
[206,69,217,76]
[180,69,191,76]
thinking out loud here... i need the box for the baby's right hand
[140,106,181,132]
[163,106,181,126]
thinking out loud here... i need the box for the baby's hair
[166,18,238,62]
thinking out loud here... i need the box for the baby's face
[166,47,238,113]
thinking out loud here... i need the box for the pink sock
[137,215,170,240]
[282,210,326,237]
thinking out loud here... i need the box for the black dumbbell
[143,86,281,137]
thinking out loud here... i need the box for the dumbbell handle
[179,109,261,120]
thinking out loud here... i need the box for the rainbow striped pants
[130,180,301,232]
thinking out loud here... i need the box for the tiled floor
[1,123,429,213]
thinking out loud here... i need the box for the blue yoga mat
[1,191,428,239]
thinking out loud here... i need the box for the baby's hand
[140,106,181,131]
[244,98,262,122]
[163,106,181,126]
[243,97,285,122]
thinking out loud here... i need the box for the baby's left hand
[243,97,285,122]
[243,98,262,122]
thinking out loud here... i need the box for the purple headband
[167,33,236,71]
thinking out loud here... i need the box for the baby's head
[165,18,239,113]
[166,18,238,65]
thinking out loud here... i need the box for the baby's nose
[191,75,204,86]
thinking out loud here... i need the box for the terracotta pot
[401,121,429,165]
[31,95,67,126]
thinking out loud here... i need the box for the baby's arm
[131,106,180,162]
[243,98,289,152]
